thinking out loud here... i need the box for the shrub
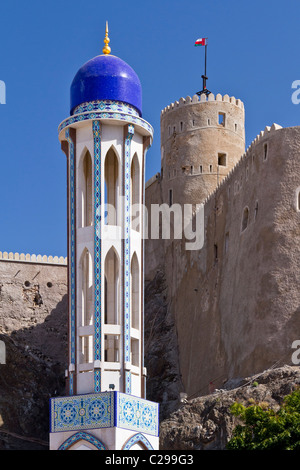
[227,388,300,450]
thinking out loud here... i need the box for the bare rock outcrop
[159,365,300,450]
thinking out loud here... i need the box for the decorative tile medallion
[93,120,102,393]
[50,392,114,433]
[116,393,159,437]
[50,392,159,437]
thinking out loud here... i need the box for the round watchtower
[160,93,245,206]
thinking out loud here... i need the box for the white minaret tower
[49,24,159,451]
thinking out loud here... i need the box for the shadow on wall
[0,294,68,450]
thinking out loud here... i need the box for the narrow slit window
[264,143,268,160]
[169,189,173,206]
[199,165,203,174]
[214,244,218,261]
[254,201,259,220]
[209,165,213,173]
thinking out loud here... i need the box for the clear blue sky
[0,0,299,257]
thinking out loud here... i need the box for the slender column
[65,128,76,395]
[93,120,102,393]
[123,124,134,394]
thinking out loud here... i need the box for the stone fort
[0,87,300,446]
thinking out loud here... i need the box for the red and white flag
[195,38,207,46]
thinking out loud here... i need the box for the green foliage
[226,389,300,450]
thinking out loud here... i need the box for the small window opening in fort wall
[264,143,268,160]
[169,189,173,206]
[218,112,226,126]
[214,244,218,263]
[209,165,213,173]
[218,153,227,167]
[254,201,259,220]
[242,207,249,232]
[199,165,203,174]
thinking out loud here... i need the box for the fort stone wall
[0,255,68,365]
[147,123,300,398]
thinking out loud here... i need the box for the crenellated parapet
[160,92,245,207]
[202,123,283,206]
[0,251,67,265]
[161,93,244,116]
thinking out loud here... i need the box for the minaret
[49,24,159,451]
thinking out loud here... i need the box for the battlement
[161,93,244,116]
[0,251,67,266]
[202,123,283,207]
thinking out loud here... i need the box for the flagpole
[196,38,211,96]
[205,42,207,79]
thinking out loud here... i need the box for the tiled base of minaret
[49,392,159,450]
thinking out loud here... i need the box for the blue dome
[70,54,142,116]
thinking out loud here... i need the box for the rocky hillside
[0,333,65,450]
[159,365,300,450]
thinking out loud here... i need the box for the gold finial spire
[103,21,111,55]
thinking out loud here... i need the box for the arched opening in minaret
[79,248,93,364]
[131,153,140,231]
[104,147,120,226]
[80,150,93,228]
[104,247,120,325]
[131,252,139,330]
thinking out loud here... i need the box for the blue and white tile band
[50,392,159,437]
[124,125,134,394]
[93,120,102,393]
[65,128,76,396]
[58,101,153,137]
